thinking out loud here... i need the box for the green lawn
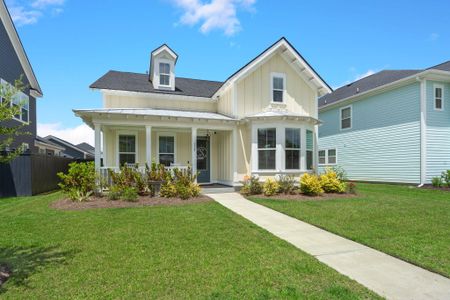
[251,183,450,278]
[0,193,379,299]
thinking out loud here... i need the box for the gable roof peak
[151,43,178,62]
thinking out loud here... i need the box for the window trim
[284,128,301,170]
[270,72,286,103]
[434,84,444,111]
[340,105,352,130]
[116,131,138,167]
[1,78,30,124]
[156,132,177,166]
[318,148,338,166]
[257,127,277,171]
[157,58,173,88]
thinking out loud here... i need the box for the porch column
[102,125,107,167]
[94,123,101,170]
[232,128,238,183]
[191,127,197,181]
[146,125,152,166]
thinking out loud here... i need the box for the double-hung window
[159,62,170,86]
[159,135,175,166]
[340,106,352,130]
[319,149,337,165]
[434,85,443,110]
[285,128,300,169]
[1,78,29,123]
[306,130,314,170]
[258,128,276,170]
[118,135,136,166]
[271,73,285,103]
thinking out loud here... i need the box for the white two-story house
[74,37,331,186]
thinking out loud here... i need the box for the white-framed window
[257,128,276,170]
[271,72,286,103]
[159,62,171,87]
[319,148,337,165]
[434,84,444,111]
[1,78,29,124]
[118,134,137,166]
[285,128,300,170]
[158,134,175,166]
[306,130,314,170]
[340,105,352,130]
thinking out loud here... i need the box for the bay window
[257,128,276,170]
[118,134,136,166]
[285,128,300,169]
[158,135,175,166]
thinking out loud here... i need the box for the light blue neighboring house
[318,61,450,185]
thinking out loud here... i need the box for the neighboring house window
[340,106,352,130]
[285,128,300,169]
[319,149,337,165]
[1,78,29,123]
[118,135,136,165]
[271,73,285,103]
[159,62,170,86]
[159,135,175,166]
[434,85,443,110]
[258,128,276,170]
[306,130,313,170]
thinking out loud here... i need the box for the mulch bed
[250,192,357,201]
[420,185,450,192]
[0,264,12,287]
[51,195,213,211]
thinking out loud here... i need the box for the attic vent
[356,87,360,93]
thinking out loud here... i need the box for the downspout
[417,77,427,187]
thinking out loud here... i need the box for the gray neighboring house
[0,0,43,153]
[44,135,94,160]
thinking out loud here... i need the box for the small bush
[346,182,357,195]
[441,170,450,187]
[300,173,323,196]
[107,185,122,200]
[263,178,280,196]
[432,176,443,188]
[277,175,296,194]
[329,166,347,181]
[58,161,96,202]
[240,176,262,196]
[121,186,138,202]
[160,181,178,198]
[320,170,346,193]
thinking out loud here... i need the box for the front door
[196,137,210,183]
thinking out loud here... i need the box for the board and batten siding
[235,53,316,118]
[319,82,421,183]
[426,80,450,182]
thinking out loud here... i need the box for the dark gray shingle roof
[319,70,421,107]
[76,142,95,154]
[428,60,450,72]
[90,71,223,98]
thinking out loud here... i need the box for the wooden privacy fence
[0,154,90,198]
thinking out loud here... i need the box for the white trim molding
[270,72,286,103]
[340,105,352,131]
[115,130,139,167]
[419,79,427,186]
[433,83,444,111]
[156,132,177,165]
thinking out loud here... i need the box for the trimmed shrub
[240,176,262,196]
[160,181,178,198]
[277,175,296,194]
[300,173,323,196]
[432,176,442,188]
[329,165,347,181]
[441,170,450,187]
[320,170,346,193]
[263,178,280,196]
[122,186,138,202]
[58,161,96,202]
[107,185,122,200]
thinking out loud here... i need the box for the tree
[0,77,30,164]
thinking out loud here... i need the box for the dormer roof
[149,44,178,81]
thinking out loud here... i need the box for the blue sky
[6,0,450,144]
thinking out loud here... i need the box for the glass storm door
[196,137,210,183]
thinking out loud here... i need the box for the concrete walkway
[206,192,450,300]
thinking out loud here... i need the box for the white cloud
[5,0,65,26]
[31,0,64,9]
[428,33,439,42]
[170,0,256,36]
[38,123,94,146]
[354,69,376,81]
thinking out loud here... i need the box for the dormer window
[159,62,170,86]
